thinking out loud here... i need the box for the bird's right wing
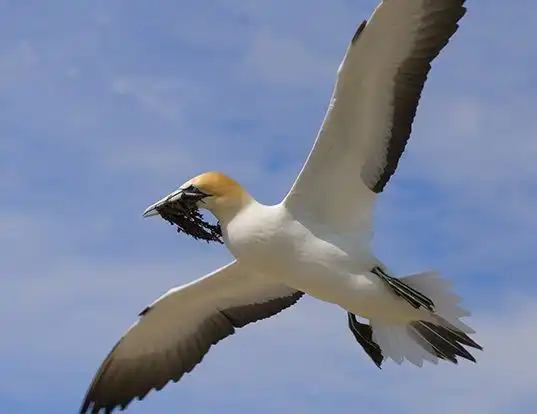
[284,1,466,239]
[80,260,303,413]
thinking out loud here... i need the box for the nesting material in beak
[143,189,223,244]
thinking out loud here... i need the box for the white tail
[370,271,482,366]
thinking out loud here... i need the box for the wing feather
[80,261,303,413]
[284,0,467,237]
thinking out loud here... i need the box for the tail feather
[367,271,482,367]
[401,272,475,333]
[371,324,438,366]
[430,319,482,350]
[410,321,476,363]
[404,326,441,365]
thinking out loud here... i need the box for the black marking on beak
[180,185,210,205]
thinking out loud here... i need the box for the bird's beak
[143,189,184,218]
[142,187,208,218]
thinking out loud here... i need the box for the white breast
[223,202,301,268]
[223,202,375,304]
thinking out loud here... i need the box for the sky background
[2,0,537,413]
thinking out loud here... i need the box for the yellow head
[182,171,251,219]
[161,171,252,223]
[187,172,245,200]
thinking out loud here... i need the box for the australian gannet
[81,1,481,412]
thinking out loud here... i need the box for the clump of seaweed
[157,201,223,244]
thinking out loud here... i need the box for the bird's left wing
[80,260,302,413]
[284,1,466,239]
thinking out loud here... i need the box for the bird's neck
[209,194,258,225]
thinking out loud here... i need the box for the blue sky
[2,0,537,413]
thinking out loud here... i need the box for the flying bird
[81,1,481,412]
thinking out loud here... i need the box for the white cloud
[110,76,200,124]
[241,28,333,88]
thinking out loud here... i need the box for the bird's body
[222,199,398,322]
[81,1,483,413]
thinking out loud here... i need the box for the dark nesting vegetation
[156,201,223,244]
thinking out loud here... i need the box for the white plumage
[82,1,480,413]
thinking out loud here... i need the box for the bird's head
[180,171,252,219]
[143,172,252,240]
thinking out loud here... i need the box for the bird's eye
[182,184,209,197]
[183,184,201,193]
